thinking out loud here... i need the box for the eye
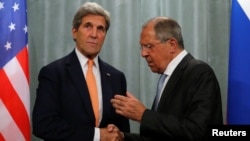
[144,44,153,48]
[84,22,92,29]
[97,26,105,32]
[140,44,153,50]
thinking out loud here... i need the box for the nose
[90,28,97,38]
[141,49,148,57]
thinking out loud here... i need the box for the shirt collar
[164,50,188,76]
[75,48,99,68]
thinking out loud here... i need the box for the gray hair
[72,2,110,31]
[143,17,184,48]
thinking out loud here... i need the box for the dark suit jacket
[32,50,130,141]
[125,53,223,141]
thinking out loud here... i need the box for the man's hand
[100,124,124,141]
[111,92,146,122]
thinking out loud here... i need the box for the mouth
[147,61,154,67]
[148,63,154,68]
[87,42,98,46]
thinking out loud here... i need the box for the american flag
[0,0,30,141]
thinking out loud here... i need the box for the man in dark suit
[111,17,223,141]
[32,2,129,141]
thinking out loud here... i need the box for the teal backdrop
[27,0,230,140]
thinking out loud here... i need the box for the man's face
[72,14,107,59]
[139,23,171,73]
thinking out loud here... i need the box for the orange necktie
[86,59,99,127]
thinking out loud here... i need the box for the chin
[150,68,158,73]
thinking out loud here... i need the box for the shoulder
[181,53,214,73]
[177,53,217,81]
[98,58,124,75]
[39,50,76,74]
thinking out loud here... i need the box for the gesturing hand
[111,92,146,122]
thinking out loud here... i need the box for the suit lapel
[65,50,94,118]
[157,54,193,110]
[98,58,113,123]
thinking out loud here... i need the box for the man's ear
[72,28,77,40]
[168,38,178,53]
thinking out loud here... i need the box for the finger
[114,107,125,116]
[110,98,115,104]
[113,128,119,132]
[126,92,134,98]
[107,124,113,128]
[112,99,126,108]
[107,124,115,132]
[126,92,140,102]
[114,95,127,101]
[111,99,121,108]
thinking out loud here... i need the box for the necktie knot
[88,59,94,68]
[158,74,167,90]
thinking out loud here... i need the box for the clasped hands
[100,124,124,141]
[101,92,146,141]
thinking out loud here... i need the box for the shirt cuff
[93,127,100,141]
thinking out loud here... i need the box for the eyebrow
[86,21,104,27]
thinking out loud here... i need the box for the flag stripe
[0,133,4,141]
[238,0,250,20]
[16,46,30,83]
[0,100,25,141]
[0,69,30,141]
[4,48,30,116]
